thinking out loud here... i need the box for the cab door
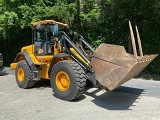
[33,27,54,56]
[34,29,47,56]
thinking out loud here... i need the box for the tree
[0,0,160,73]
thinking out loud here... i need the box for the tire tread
[51,60,86,101]
[16,60,36,89]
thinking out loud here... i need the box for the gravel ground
[0,69,160,120]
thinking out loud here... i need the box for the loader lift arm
[53,31,101,87]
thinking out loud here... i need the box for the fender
[48,53,70,75]
[14,52,34,67]
[14,52,40,80]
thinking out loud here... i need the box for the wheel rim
[55,71,70,91]
[17,68,25,82]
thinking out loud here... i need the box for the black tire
[15,60,36,89]
[50,60,86,101]
[0,67,6,76]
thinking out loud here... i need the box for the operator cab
[33,24,57,56]
[32,20,69,56]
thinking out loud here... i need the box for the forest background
[0,0,160,74]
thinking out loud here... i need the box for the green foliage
[0,0,160,74]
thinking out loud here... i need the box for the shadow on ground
[85,86,145,110]
[30,80,145,105]
[34,79,51,89]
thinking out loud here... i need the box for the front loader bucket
[90,21,158,91]
[91,43,157,91]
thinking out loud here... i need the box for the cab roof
[32,20,68,27]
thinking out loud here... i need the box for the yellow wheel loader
[0,53,6,76]
[10,20,157,101]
